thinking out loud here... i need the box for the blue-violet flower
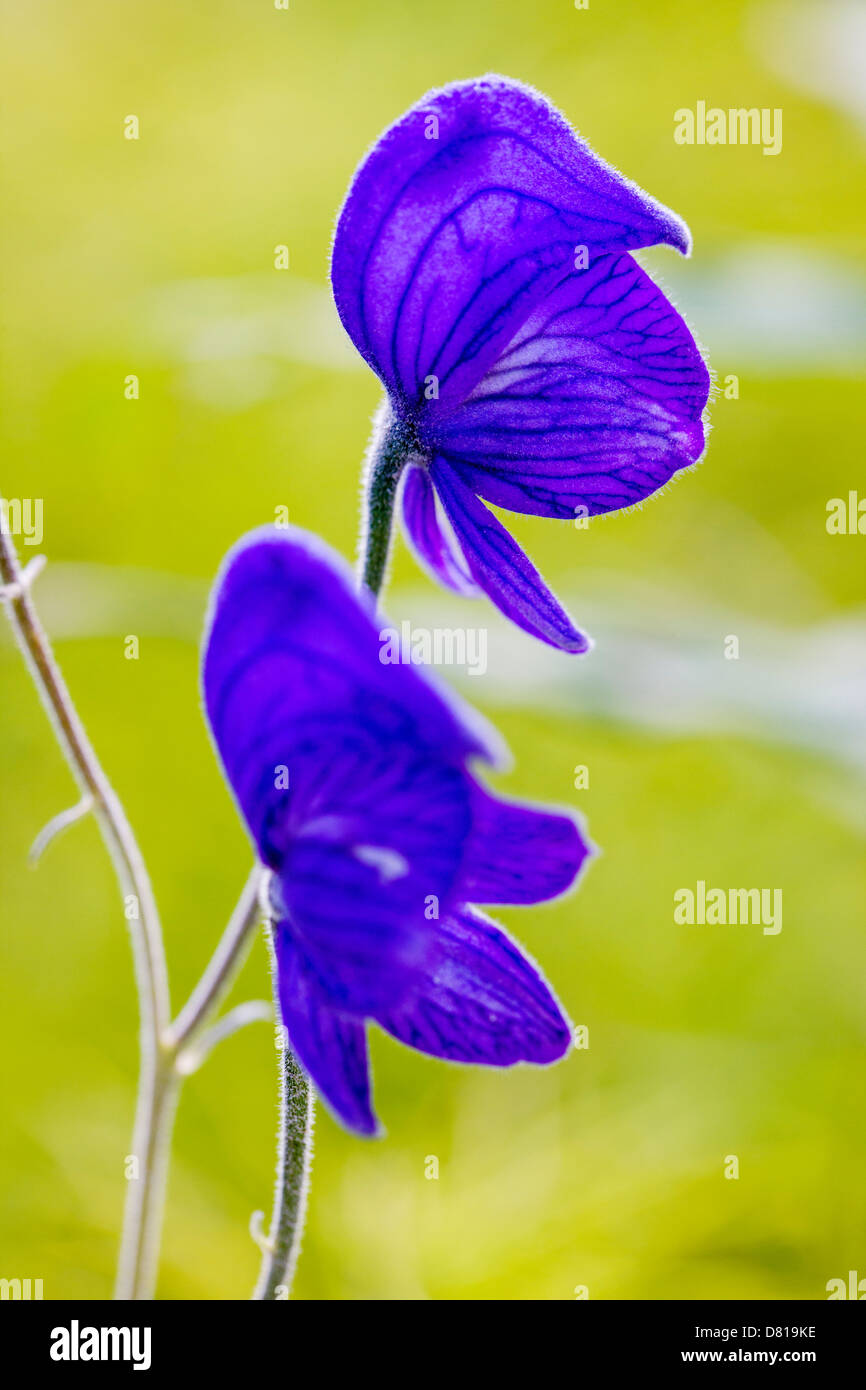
[331,74,711,651]
[202,527,590,1133]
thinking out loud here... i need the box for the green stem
[252,401,414,1300]
[252,927,314,1301]
[360,401,418,601]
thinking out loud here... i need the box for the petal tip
[563,627,593,656]
[671,216,693,258]
[349,1112,386,1140]
[539,1021,575,1065]
[554,809,596,899]
[321,1099,384,1140]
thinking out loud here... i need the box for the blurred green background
[1,0,864,1300]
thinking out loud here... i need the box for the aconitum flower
[332,75,710,651]
[203,527,590,1134]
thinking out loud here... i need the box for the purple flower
[332,74,711,652]
[202,527,590,1134]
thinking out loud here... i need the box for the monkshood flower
[203,526,590,1134]
[332,74,711,651]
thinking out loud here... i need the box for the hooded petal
[401,462,481,597]
[203,526,500,814]
[375,907,572,1066]
[275,926,379,1136]
[460,783,592,904]
[332,75,691,419]
[430,252,710,517]
[430,457,590,653]
[202,526,504,1012]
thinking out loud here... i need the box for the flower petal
[375,907,572,1067]
[275,927,380,1136]
[401,463,481,597]
[432,252,710,517]
[274,738,471,1012]
[430,457,590,653]
[460,783,592,904]
[332,75,692,418]
[203,526,507,1012]
[202,525,503,860]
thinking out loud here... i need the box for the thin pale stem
[168,865,264,1053]
[0,532,170,1033]
[176,1000,273,1076]
[1,524,319,1300]
[29,795,94,864]
[117,870,265,1298]
[116,1059,180,1300]
[0,526,176,1302]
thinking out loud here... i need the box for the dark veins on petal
[332,76,691,420]
[429,251,710,518]
[202,525,588,1132]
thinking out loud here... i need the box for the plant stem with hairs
[251,928,315,1301]
[359,399,419,601]
[251,411,407,1299]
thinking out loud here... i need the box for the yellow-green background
[1,0,864,1299]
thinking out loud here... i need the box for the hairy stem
[252,928,314,1301]
[252,411,408,1301]
[0,526,172,1301]
[359,400,418,601]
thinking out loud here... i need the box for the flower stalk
[360,402,418,600]
[0,525,172,1300]
[249,421,413,1299]
[252,927,314,1301]
[116,869,265,1299]
[0,529,170,1050]
[1,522,269,1299]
